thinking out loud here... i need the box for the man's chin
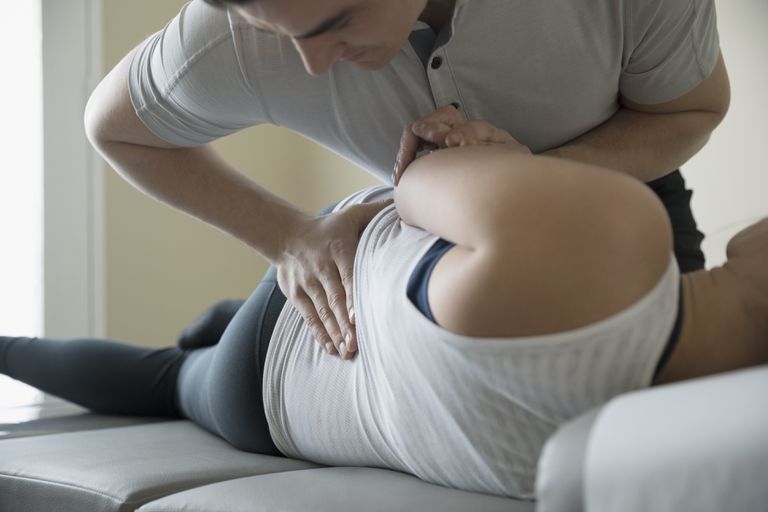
[354,51,396,70]
[355,59,386,70]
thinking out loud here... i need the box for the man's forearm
[96,141,308,263]
[542,107,724,182]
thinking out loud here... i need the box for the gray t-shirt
[128,0,720,181]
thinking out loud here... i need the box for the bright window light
[0,0,45,411]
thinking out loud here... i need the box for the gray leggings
[0,203,338,456]
[0,265,284,456]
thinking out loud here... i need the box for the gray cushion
[138,466,532,512]
[585,365,768,512]
[0,410,167,440]
[535,407,601,512]
[0,420,319,512]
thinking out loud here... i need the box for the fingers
[422,103,465,127]
[280,252,359,360]
[274,205,395,361]
[323,238,358,359]
[444,120,502,146]
[394,106,528,184]
[393,104,465,186]
[410,104,464,145]
[292,282,348,358]
[440,120,532,153]
[412,120,455,145]
[330,240,357,357]
[393,124,420,186]
[332,199,394,355]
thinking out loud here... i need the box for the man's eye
[251,23,279,36]
[333,18,351,32]
[254,27,281,37]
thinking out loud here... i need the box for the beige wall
[101,1,377,345]
[101,1,768,345]
[684,0,768,268]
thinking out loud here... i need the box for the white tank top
[263,186,679,499]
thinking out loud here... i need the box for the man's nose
[292,38,344,76]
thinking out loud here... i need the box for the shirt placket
[425,6,465,117]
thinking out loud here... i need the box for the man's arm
[542,52,731,182]
[85,47,381,359]
[85,48,309,263]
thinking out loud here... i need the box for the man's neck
[419,0,457,33]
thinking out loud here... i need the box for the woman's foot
[176,299,245,350]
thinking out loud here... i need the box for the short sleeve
[128,0,269,147]
[620,0,720,105]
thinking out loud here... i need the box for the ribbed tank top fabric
[408,238,684,382]
[263,186,679,499]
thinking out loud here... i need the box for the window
[0,0,103,415]
[0,0,45,412]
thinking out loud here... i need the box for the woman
[1,145,766,500]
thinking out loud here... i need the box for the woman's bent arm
[394,145,542,251]
[393,145,674,338]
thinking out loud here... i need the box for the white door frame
[42,0,104,338]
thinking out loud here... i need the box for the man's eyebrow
[292,7,355,40]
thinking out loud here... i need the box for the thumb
[352,199,395,228]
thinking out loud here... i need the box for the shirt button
[430,56,443,69]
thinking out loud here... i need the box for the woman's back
[263,186,678,499]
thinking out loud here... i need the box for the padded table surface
[137,466,530,512]
[0,420,320,511]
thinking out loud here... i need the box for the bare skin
[86,0,457,362]
[395,145,768,386]
[87,0,729,364]
[652,220,768,385]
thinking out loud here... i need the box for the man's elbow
[701,106,728,138]
[696,53,732,129]
[706,79,731,130]
[83,88,109,152]
[83,60,131,154]
[82,47,175,154]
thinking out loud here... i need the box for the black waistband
[652,280,684,380]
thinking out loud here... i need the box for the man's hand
[392,104,531,186]
[275,199,393,359]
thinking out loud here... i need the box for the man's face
[234,0,427,75]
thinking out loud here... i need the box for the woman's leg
[173,265,286,455]
[173,200,341,452]
[172,199,344,352]
[0,270,286,455]
[176,299,246,350]
[0,336,187,417]
[0,201,340,454]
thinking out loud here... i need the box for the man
[85,0,730,359]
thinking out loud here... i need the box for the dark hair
[203,0,256,7]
